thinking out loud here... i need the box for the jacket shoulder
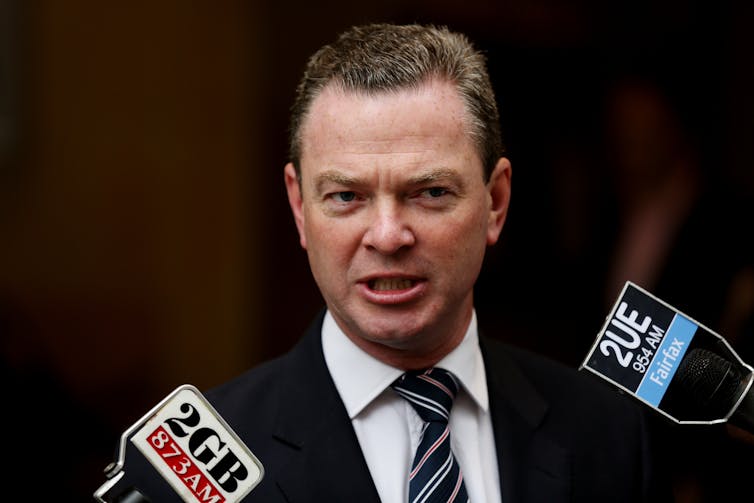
[488,338,640,415]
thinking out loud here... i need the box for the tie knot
[391,368,460,423]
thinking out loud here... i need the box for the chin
[335,302,450,348]
[359,320,434,350]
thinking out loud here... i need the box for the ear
[284,162,308,249]
[486,157,512,246]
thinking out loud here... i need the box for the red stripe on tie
[448,469,464,502]
[418,374,455,399]
[409,426,450,479]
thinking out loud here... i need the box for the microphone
[94,384,264,503]
[581,281,754,430]
[111,487,151,503]
[674,348,754,433]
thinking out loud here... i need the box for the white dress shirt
[322,310,502,503]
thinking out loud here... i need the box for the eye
[412,186,456,210]
[423,187,449,198]
[331,191,357,203]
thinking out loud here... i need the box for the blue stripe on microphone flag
[636,314,698,407]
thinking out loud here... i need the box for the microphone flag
[581,281,754,425]
[94,384,264,503]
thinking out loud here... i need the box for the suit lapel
[481,338,571,503]
[269,313,381,502]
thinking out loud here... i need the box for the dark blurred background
[1,1,752,500]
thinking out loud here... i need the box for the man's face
[285,79,511,368]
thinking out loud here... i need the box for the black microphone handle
[112,487,152,503]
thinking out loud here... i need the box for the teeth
[372,278,414,291]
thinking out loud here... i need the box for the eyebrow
[313,167,465,194]
[406,168,463,187]
[314,170,363,194]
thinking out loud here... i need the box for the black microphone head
[675,348,744,419]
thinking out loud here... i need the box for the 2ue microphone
[582,281,754,433]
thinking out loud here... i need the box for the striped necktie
[391,368,469,503]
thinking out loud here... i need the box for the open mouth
[369,278,415,291]
[360,276,426,304]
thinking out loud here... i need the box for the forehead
[299,79,475,162]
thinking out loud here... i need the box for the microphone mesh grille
[675,348,742,417]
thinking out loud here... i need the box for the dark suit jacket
[120,311,671,502]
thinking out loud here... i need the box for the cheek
[442,212,489,275]
[426,216,486,266]
[305,217,360,270]
[447,206,489,246]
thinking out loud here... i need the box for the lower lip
[358,280,427,305]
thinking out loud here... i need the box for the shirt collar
[321,310,489,419]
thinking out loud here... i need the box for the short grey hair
[288,23,504,180]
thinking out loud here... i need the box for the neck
[338,310,473,371]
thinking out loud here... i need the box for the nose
[362,201,416,255]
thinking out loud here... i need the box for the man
[126,23,669,502]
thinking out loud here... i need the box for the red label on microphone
[144,425,226,503]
